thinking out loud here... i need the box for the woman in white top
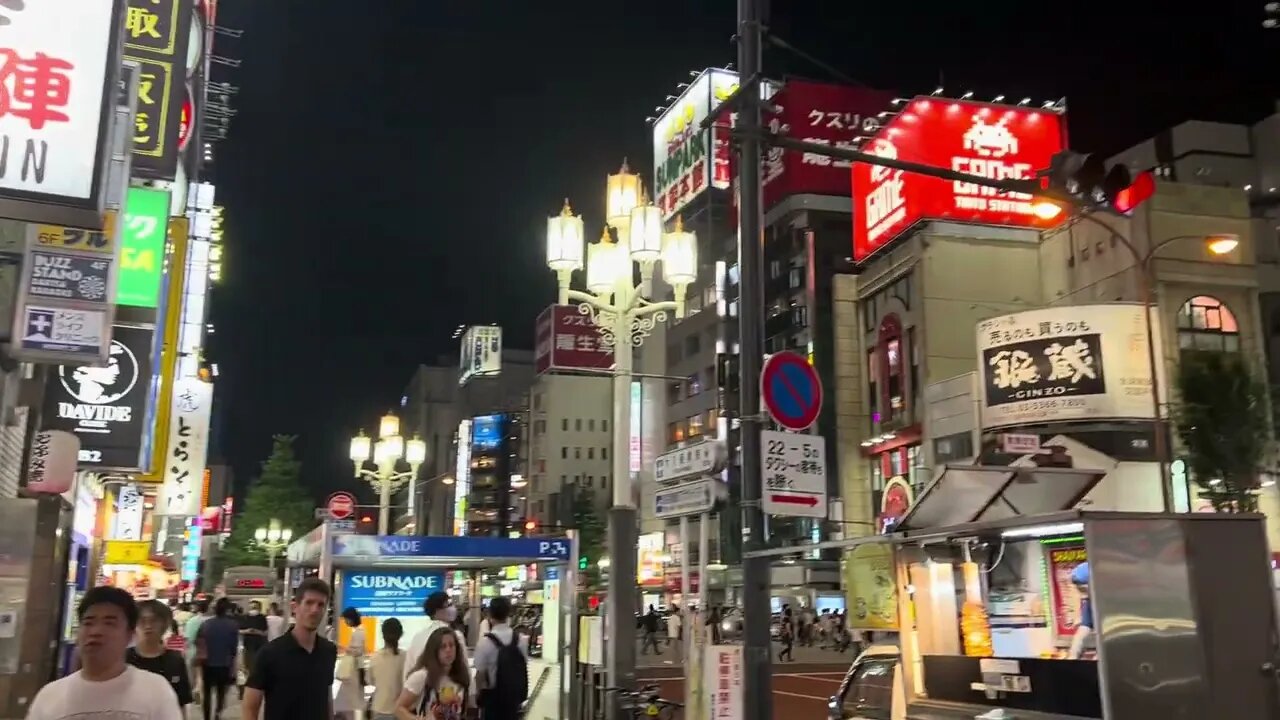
[334,607,367,720]
[395,627,473,720]
[369,618,406,720]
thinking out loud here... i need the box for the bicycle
[602,685,684,719]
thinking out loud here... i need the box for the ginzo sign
[851,97,1067,262]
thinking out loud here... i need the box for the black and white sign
[654,439,725,483]
[761,429,828,518]
[653,477,721,519]
[42,325,154,470]
[19,306,105,357]
[459,325,502,386]
[27,251,111,303]
[159,379,212,516]
[977,304,1157,429]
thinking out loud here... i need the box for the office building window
[670,421,686,443]
[688,413,705,437]
[1177,295,1240,353]
[561,447,568,459]
[602,447,609,460]
[587,475,594,485]
[588,448,594,459]
[575,447,582,459]
[588,419,595,431]
[602,419,608,432]
[576,418,583,431]
[562,418,569,431]
[688,373,702,397]
[561,474,567,485]
[685,334,701,355]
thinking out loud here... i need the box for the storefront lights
[546,199,585,272]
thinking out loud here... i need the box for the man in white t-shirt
[27,586,183,720]
[265,602,286,640]
[403,592,469,682]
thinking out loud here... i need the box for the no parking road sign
[761,351,823,431]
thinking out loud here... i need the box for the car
[826,644,905,720]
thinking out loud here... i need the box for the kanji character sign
[0,49,74,130]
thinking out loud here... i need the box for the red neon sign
[852,97,1067,263]
[234,578,267,589]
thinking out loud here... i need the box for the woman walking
[369,618,406,720]
[395,627,473,720]
[334,607,367,720]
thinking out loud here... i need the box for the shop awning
[895,464,1105,533]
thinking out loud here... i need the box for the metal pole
[606,280,638,720]
[267,549,276,575]
[680,516,691,605]
[1139,262,1174,511]
[378,471,391,535]
[564,529,581,720]
[697,514,709,613]
[736,1,773,718]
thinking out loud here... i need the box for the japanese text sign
[117,186,169,307]
[160,378,212,516]
[653,69,736,220]
[704,644,744,720]
[534,304,614,374]
[25,430,79,494]
[1046,542,1087,638]
[760,79,894,210]
[852,97,1067,263]
[976,304,1158,429]
[0,0,120,217]
[123,0,194,180]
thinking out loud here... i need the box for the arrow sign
[653,477,722,519]
[761,429,828,519]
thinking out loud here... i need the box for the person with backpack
[472,597,528,720]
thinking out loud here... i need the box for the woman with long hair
[370,618,406,720]
[334,607,367,720]
[395,627,473,720]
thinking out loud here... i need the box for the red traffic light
[524,520,537,531]
[1111,170,1155,215]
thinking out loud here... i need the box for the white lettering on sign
[349,574,441,591]
[862,138,907,245]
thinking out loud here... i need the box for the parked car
[826,644,903,720]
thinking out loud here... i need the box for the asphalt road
[637,662,849,719]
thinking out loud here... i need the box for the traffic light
[579,556,589,571]
[1043,151,1155,215]
[355,513,377,536]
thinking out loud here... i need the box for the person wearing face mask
[402,592,469,684]
[239,600,269,698]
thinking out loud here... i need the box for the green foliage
[213,435,317,581]
[1173,351,1272,512]
[572,485,607,586]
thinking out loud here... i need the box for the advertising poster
[0,0,121,226]
[340,570,444,653]
[117,187,170,307]
[470,414,504,452]
[845,542,899,630]
[704,644,743,720]
[459,325,502,386]
[42,325,154,469]
[976,304,1159,429]
[533,304,614,375]
[851,96,1067,262]
[122,0,194,180]
[1046,541,1087,638]
[25,430,80,495]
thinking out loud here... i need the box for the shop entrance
[285,532,582,720]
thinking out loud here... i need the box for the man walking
[639,605,662,655]
[243,578,338,719]
[403,591,469,682]
[474,597,529,720]
[26,586,182,719]
[197,598,240,720]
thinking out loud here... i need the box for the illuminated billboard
[533,305,613,375]
[470,414,504,452]
[851,97,1067,263]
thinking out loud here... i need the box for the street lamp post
[349,411,427,535]
[253,520,293,574]
[1082,214,1239,511]
[545,161,696,708]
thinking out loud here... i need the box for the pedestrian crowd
[26,580,532,720]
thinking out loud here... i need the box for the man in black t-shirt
[128,600,194,710]
[238,600,269,694]
[243,578,337,720]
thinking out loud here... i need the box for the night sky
[207,0,1279,499]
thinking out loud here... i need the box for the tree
[1173,350,1273,512]
[212,435,318,581]
[572,486,607,587]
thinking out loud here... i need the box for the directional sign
[761,351,823,431]
[654,477,721,519]
[326,491,357,521]
[761,429,827,518]
[654,439,726,483]
[332,534,573,560]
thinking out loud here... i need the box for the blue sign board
[471,414,504,451]
[332,535,572,561]
[341,570,444,617]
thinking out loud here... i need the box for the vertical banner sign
[42,325,154,470]
[117,187,170,307]
[160,378,212,515]
[112,484,144,540]
[25,430,81,494]
[704,645,743,720]
[1046,541,1087,639]
[0,0,121,227]
[122,0,194,181]
[458,325,502,386]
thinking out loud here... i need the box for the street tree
[573,485,607,587]
[213,435,317,581]
[1173,350,1273,512]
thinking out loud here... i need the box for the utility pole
[735,1,774,719]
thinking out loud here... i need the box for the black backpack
[485,632,528,713]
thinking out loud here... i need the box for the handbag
[336,654,356,682]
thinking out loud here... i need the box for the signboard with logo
[760,80,894,210]
[122,0,194,181]
[0,0,123,227]
[976,304,1158,430]
[118,187,170,307]
[877,476,914,534]
[25,430,80,495]
[17,306,108,361]
[851,97,1067,263]
[159,378,212,515]
[43,325,155,470]
[470,414,504,452]
[341,571,444,618]
[27,251,112,304]
[844,542,899,630]
[533,304,614,374]
[458,325,501,386]
[103,539,151,565]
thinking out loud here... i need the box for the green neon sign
[116,187,170,308]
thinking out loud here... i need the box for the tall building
[526,374,614,526]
